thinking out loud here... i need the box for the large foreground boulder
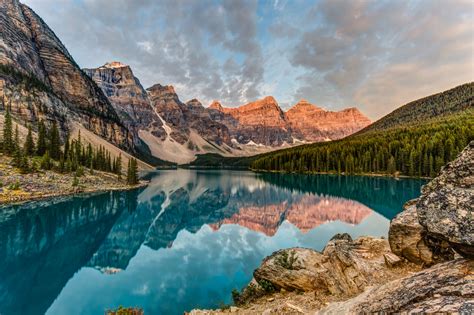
[417,141,474,258]
[318,258,474,314]
[389,200,453,266]
[251,234,409,297]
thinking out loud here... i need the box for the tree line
[1,107,139,185]
[251,112,473,178]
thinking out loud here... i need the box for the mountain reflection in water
[0,170,426,315]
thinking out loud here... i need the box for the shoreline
[0,181,148,207]
[250,168,432,180]
[0,156,149,206]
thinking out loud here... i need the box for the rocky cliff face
[146,83,231,146]
[209,97,293,146]
[83,62,166,140]
[0,0,134,150]
[286,100,372,142]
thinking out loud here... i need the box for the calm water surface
[0,170,427,315]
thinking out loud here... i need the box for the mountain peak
[209,100,224,111]
[289,99,324,112]
[102,61,129,69]
[186,98,203,107]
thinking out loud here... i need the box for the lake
[0,170,427,315]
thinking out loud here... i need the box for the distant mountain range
[0,0,371,165]
[84,62,371,163]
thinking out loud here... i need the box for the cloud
[23,0,264,107]
[23,0,474,118]
[289,0,474,118]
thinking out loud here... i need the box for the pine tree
[127,158,138,185]
[2,108,13,154]
[40,151,52,170]
[24,124,35,156]
[387,156,396,174]
[116,153,122,180]
[13,124,19,153]
[49,121,61,160]
[37,120,47,156]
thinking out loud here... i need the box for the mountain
[0,0,133,149]
[209,96,292,146]
[83,62,165,140]
[286,100,371,142]
[209,97,371,145]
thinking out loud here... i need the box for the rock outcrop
[389,141,473,262]
[242,235,414,303]
[318,258,473,314]
[0,0,134,151]
[388,200,454,266]
[417,141,474,258]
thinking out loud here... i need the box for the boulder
[317,259,474,314]
[252,236,399,297]
[388,200,453,266]
[417,141,474,258]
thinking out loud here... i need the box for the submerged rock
[318,259,474,314]
[417,141,474,258]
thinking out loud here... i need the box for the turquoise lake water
[0,170,427,315]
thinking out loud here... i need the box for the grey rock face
[389,200,453,266]
[84,62,166,140]
[318,259,474,314]
[417,141,474,258]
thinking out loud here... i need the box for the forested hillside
[358,82,473,133]
[251,83,473,177]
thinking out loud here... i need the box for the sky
[23,0,474,119]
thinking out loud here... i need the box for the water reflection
[0,170,426,315]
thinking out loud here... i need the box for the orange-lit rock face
[212,195,372,236]
[209,96,293,146]
[220,96,287,128]
[209,97,371,146]
[286,100,372,142]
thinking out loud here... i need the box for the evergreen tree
[116,153,122,180]
[387,156,396,174]
[49,121,61,160]
[40,151,52,170]
[24,125,35,156]
[37,120,47,156]
[13,124,19,152]
[2,108,13,154]
[127,158,138,185]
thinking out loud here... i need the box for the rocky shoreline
[0,156,147,206]
[189,142,473,314]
